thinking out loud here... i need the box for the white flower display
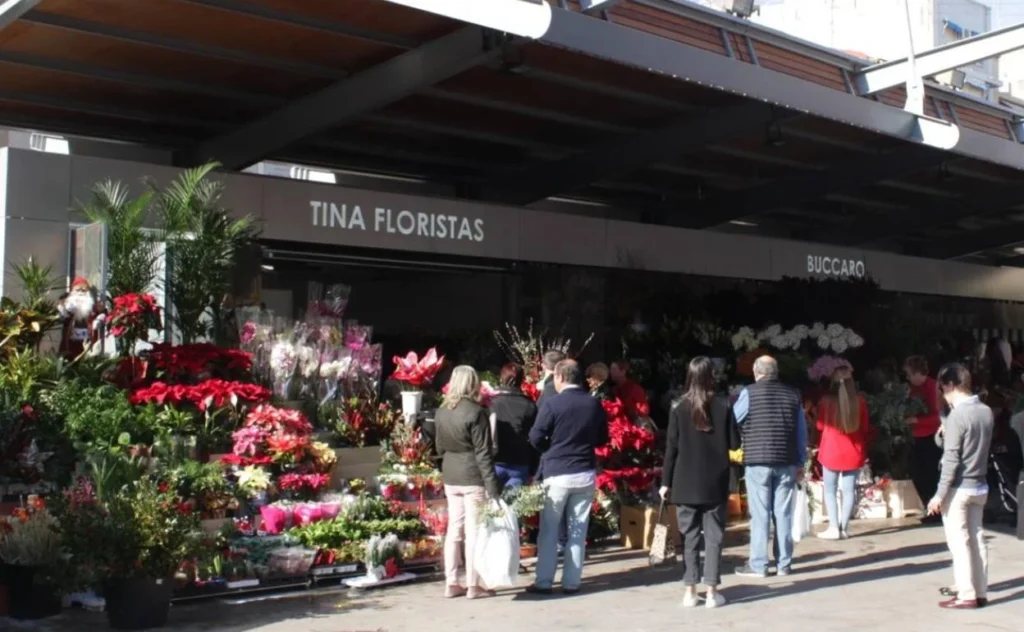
[732,322,865,354]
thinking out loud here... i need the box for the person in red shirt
[815,363,871,540]
[610,360,650,422]
[903,355,943,523]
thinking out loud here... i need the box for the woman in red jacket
[815,364,871,540]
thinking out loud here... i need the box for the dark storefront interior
[258,240,1024,393]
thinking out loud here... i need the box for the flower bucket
[293,503,324,527]
[104,577,173,630]
[1,564,62,620]
[259,504,291,534]
[401,391,423,417]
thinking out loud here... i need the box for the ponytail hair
[827,367,860,434]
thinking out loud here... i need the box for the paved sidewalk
[16,519,1024,632]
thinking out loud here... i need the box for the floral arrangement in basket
[378,422,440,501]
[732,323,864,354]
[365,533,403,581]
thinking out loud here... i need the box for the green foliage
[865,384,928,480]
[42,380,155,448]
[51,477,204,584]
[0,258,61,355]
[158,163,257,344]
[79,180,162,299]
[287,517,425,550]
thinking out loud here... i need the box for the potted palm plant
[52,477,203,630]
[0,496,63,620]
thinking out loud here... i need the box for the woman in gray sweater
[927,363,994,610]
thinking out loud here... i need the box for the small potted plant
[364,533,402,582]
[52,477,203,630]
[391,347,444,417]
[0,496,64,620]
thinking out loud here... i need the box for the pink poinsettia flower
[392,347,445,388]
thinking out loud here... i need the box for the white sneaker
[706,592,726,609]
[840,529,850,540]
[817,527,842,540]
[681,592,700,608]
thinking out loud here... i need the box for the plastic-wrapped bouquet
[807,355,852,382]
[269,335,298,399]
[365,533,403,581]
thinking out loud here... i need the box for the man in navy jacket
[526,359,609,595]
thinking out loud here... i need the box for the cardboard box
[619,504,682,550]
[884,479,924,519]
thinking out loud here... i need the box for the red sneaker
[939,598,978,609]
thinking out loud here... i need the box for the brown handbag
[648,500,677,567]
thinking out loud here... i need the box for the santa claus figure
[58,277,106,359]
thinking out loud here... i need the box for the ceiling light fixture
[730,219,758,227]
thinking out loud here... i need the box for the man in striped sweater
[732,356,808,578]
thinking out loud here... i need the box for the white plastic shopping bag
[792,484,811,543]
[473,499,520,589]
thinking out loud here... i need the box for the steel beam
[922,222,1024,260]
[837,181,1024,246]
[0,50,287,107]
[20,10,346,78]
[479,102,785,206]
[689,145,948,228]
[855,23,1024,95]
[379,1,1024,166]
[176,26,505,169]
[0,0,38,31]
[177,0,418,49]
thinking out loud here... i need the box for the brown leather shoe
[939,598,978,609]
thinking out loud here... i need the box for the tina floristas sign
[310,201,485,243]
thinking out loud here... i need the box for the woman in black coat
[659,356,740,609]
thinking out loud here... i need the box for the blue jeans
[495,463,530,489]
[746,465,797,574]
[823,467,857,532]
[535,483,595,590]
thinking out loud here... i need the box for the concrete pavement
[14,519,1024,632]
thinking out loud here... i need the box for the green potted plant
[0,496,63,620]
[52,476,203,630]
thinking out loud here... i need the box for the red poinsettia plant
[391,347,444,391]
[595,398,660,503]
[108,293,162,343]
[148,343,253,382]
[130,379,271,411]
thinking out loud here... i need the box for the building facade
[706,0,1001,100]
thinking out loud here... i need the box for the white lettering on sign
[310,201,484,242]
[807,255,865,278]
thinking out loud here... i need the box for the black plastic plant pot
[2,564,63,620]
[104,577,174,630]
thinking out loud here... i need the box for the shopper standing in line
[815,362,871,540]
[526,359,609,595]
[488,363,538,489]
[660,356,741,608]
[535,350,566,413]
[904,355,944,524]
[434,365,502,600]
[928,363,993,610]
[733,356,807,578]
